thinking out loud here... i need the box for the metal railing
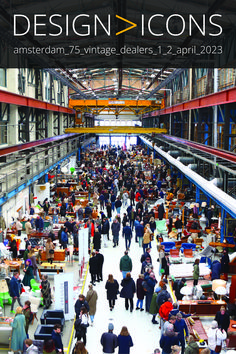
[0,137,79,198]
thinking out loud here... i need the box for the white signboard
[78,228,89,263]
[54,272,74,320]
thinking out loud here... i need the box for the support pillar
[220,208,226,242]
[195,187,200,203]
[78,148,81,162]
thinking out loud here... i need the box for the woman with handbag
[207,320,227,354]
[74,307,89,346]
[105,274,119,311]
[85,284,98,326]
[46,237,55,264]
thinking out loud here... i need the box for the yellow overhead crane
[66,98,167,134]
[65,126,167,134]
[69,98,162,118]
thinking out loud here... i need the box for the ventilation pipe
[177,157,195,164]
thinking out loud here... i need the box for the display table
[185,316,208,342]
[4,260,22,273]
[178,300,226,315]
[209,242,235,249]
[40,250,65,262]
[28,231,49,239]
[170,263,211,279]
[38,263,65,277]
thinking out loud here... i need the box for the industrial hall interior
[0,64,236,354]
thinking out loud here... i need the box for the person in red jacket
[159,298,173,334]
[135,191,141,202]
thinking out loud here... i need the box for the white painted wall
[2,187,29,228]
[33,183,50,205]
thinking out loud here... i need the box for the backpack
[142,280,148,292]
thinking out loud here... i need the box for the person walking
[160,325,179,354]
[120,273,136,312]
[74,307,89,346]
[149,287,162,325]
[111,219,120,248]
[101,217,110,245]
[89,252,97,286]
[22,300,32,336]
[174,312,189,354]
[22,259,34,288]
[115,197,122,215]
[9,271,22,313]
[93,228,101,250]
[41,274,52,309]
[221,249,230,281]
[95,250,104,282]
[10,306,27,352]
[215,306,230,332]
[45,238,55,264]
[144,271,157,313]
[75,295,90,319]
[85,284,98,326]
[105,274,119,311]
[136,274,145,311]
[123,223,132,250]
[193,259,200,286]
[207,320,227,354]
[117,326,133,354]
[16,218,23,236]
[52,324,64,353]
[120,251,132,279]
[101,323,118,354]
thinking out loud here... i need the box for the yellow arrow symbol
[116,15,137,35]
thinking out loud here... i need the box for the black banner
[1,0,236,68]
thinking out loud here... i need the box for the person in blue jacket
[211,260,221,280]
[61,228,68,249]
[101,323,118,354]
[160,324,179,354]
[144,271,157,312]
[117,326,133,354]
[120,273,136,312]
[9,271,22,313]
[174,312,189,354]
[123,223,132,250]
[35,216,44,231]
[52,324,63,353]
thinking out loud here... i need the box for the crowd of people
[6,143,235,354]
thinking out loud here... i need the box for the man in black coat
[173,278,186,300]
[89,252,98,285]
[158,203,165,220]
[215,306,230,332]
[221,249,230,281]
[95,249,104,281]
[101,217,110,241]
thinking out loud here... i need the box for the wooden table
[28,231,49,239]
[178,300,226,315]
[38,263,65,277]
[40,250,65,262]
[209,242,235,248]
[4,260,22,273]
